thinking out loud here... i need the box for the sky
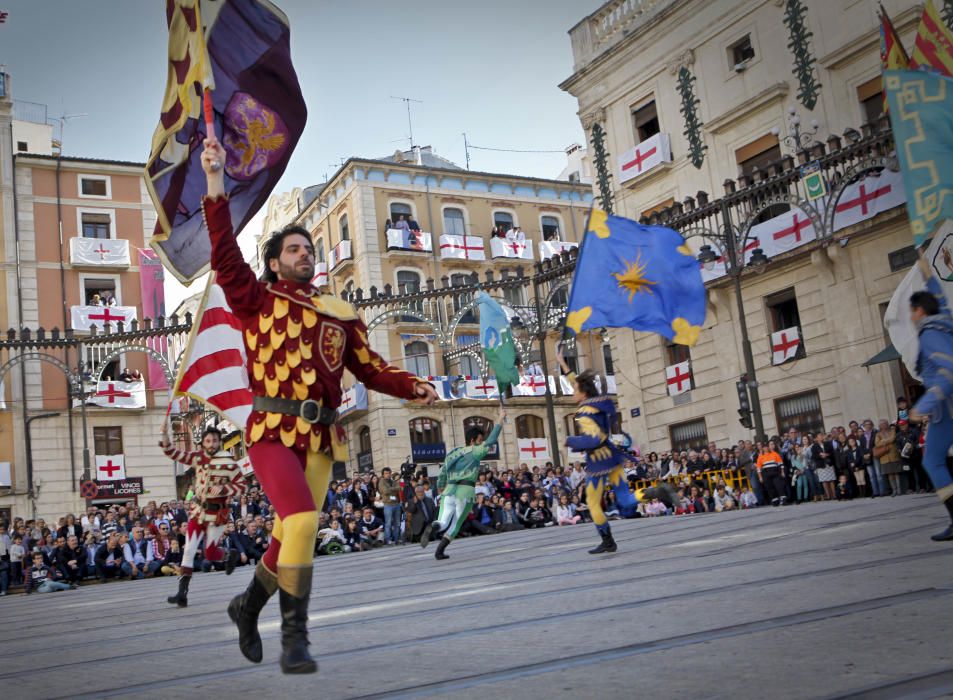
[0,0,602,310]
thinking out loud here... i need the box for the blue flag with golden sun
[565,210,705,346]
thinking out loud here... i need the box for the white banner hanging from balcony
[71,305,137,331]
[89,380,146,409]
[517,437,550,461]
[328,239,352,270]
[617,132,672,184]
[439,234,485,260]
[750,209,818,256]
[548,374,575,396]
[95,454,126,481]
[512,374,548,397]
[539,240,578,260]
[465,377,499,399]
[386,229,433,252]
[311,262,328,288]
[70,237,130,266]
[832,168,905,232]
[490,238,534,260]
[338,383,367,417]
[771,326,801,365]
[665,361,692,397]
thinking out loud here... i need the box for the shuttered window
[774,390,824,435]
[669,418,708,453]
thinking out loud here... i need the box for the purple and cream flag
[145,0,307,284]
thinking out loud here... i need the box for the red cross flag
[514,374,548,397]
[439,234,486,261]
[539,240,578,260]
[832,170,905,232]
[95,454,126,481]
[312,262,329,288]
[89,380,146,409]
[665,361,692,396]
[71,305,137,332]
[489,238,534,260]
[750,209,816,255]
[517,438,550,461]
[771,327,801,365]
[69,238,131,266]
[465,378,499,399]
[617,132,672,184]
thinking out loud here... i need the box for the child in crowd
[836,474,853,501]
[25,551,73,593]
[738,488,759,509]
[9,534,25,585]
[644,498,668,517]
[343,520,362,553]
[317,519,345,554]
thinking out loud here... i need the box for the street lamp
[73,365,98,482]
[691,202,769,441]
[771,105,820,155]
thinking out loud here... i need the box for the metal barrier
[631,468,750,495]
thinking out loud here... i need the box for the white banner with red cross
[95,454,126,481]
[89,380,146,409]
[750,209,817,256]
[465,378,499,399]
[69,237,130,267]
[665,361,692,396]
[832,169,905,232]
[439,234,486,260]
[71,305,137,331]
[490,237,534,260]
[771,326,801,365]
[617,132,672,184]
[517,437,550,461]
[311,262,328,288]
[513,374,548,397]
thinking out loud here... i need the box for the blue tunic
[565,395,628,476]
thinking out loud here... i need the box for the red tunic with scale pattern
[204,195,422,452]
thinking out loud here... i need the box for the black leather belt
[252,396,338,425]
[448,479,476,487]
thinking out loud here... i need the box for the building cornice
[704,82,790,135]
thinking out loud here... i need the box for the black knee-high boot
[227,562,278,663]
[434,536,451,560]
[588,525,617,554]
[167,574,190,607]
[277,566,317,674]
[931,496,953,542]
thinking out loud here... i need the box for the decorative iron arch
[92,345,175,386]
[0,351,80,393]
[445,346,487,376]
[821,155,898,237]
[364,307,447,345]
[738,193,824,245]
[542,278,573,331]
[447,295,534,339]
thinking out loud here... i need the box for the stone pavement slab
[0,496,950,699]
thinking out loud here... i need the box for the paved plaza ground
[1,495,951,699]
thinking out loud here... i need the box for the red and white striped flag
[173,275,252,428]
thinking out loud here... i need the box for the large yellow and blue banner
[885,69,953,245]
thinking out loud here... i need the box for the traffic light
[736,378,753,429]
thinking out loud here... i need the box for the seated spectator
[522,498,550,528]
[58,514,83,541]
[243,521,267,563]
[160,539,182,576]
[95,533,124,581]
[25,551,73,593]
[54,535,87,583]
[342,520,362,552]
[713,485,736,512]
[555,495,581,525]
[122,528,159,579]
[494,501,524,532]
[466,494,497,535]
[836,474,854,501]
[358,507,384,547]
[738,488,759,509]
[644,498,668,517]
[118,367,134,382]
[317,520,345,554]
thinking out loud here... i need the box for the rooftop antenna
[48,109,88,155]
[462,132,471,171]
[390,95,422,150]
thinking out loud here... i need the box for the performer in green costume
[422,406,506,559]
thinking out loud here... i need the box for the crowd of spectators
[1,402,942,596]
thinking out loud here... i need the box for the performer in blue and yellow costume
[558,352,677,553]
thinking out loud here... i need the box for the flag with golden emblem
[909,0,953,77]
[145,0,307,284]
[564,210,706,346]
[880,5,911,113]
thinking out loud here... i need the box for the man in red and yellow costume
[200,138,437,674]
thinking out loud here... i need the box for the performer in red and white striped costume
[160,425,247,607]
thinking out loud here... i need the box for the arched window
[314,237,325,263]
[451,272,476,324]
[404,341,431,377]
[541,215,560,240]
[443,207,465,235]
[456,354,480,378]
[390,202,413,227]
[515,414,545,439]
[358,426,372,454]
[493,211,514,231]
[339,213,350,241]
[409,417,443,445]
[397,269,423,321]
